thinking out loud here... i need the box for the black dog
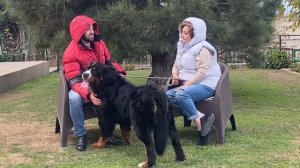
[82,62,185,168]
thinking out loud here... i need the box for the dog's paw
[137,161,148,168]
[91,143,104,149]
[138,161,155,168]
[105,137,123,146]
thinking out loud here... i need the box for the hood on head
[179,17,207,43]
[69,15,99,42]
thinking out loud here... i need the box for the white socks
[197,110,205,118]
[196,110,205,131]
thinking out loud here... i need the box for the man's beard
[82,34,94,42]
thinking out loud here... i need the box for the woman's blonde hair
[179,21,194,38]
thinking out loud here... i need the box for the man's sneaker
[200,113,215,136]
[76,135,87,151]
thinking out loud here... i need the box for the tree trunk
[147,51,176,88]
[18,25,27,61]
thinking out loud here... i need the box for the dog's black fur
[83,62,185,168]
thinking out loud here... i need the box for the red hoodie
[63,15,125,102]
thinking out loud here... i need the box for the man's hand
[90,93,102,106]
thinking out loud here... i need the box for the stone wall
[271,16,300,58]
[272,16,300,49]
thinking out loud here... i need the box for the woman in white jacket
[167,17,221,146]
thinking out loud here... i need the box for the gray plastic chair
[171,62,236,144]
[197,62,236,144]
[55,68,97,147]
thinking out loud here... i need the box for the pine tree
[99,0,280,83]
[3,0,281,82]
[98,0,217,84]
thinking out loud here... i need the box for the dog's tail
[153,92,169,155]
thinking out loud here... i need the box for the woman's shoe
[200,113,215,136]
[198,130,212,146]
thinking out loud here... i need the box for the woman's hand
[175,81,192,91]
[90,93,102,106]
[171,77,180,86]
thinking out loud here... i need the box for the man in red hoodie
[63,15,126,151]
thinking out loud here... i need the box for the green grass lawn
[0,69,299,168]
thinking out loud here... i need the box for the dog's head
[82,62,118,87]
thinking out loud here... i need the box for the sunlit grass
[0,68,299,167]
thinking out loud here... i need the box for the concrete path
[49,67,58,73]
[281,68,300,76]
[0,61,49,94]
[0,61,49,76]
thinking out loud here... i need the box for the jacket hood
[177,17,207,55]
[182,17,206,42]
[69,15,99,42]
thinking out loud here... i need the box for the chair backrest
[58,68,69,115]
[214,62,230,100]
[219,62,227,74]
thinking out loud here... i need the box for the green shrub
[291,63,300,73]
[124,63,136,71]
[0,54,12,62]
[265,49,291,69]
[245,51,265,68]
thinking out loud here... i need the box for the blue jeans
[69,90,86,137]
[166,84,215,120]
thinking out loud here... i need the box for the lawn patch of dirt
[0,92,34,102]
[294,137,300,145]
[8,153,32,166]
[0,121,61,152]
[0,118,62,167]
[267,69,300,84]
[275,137,300,161]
